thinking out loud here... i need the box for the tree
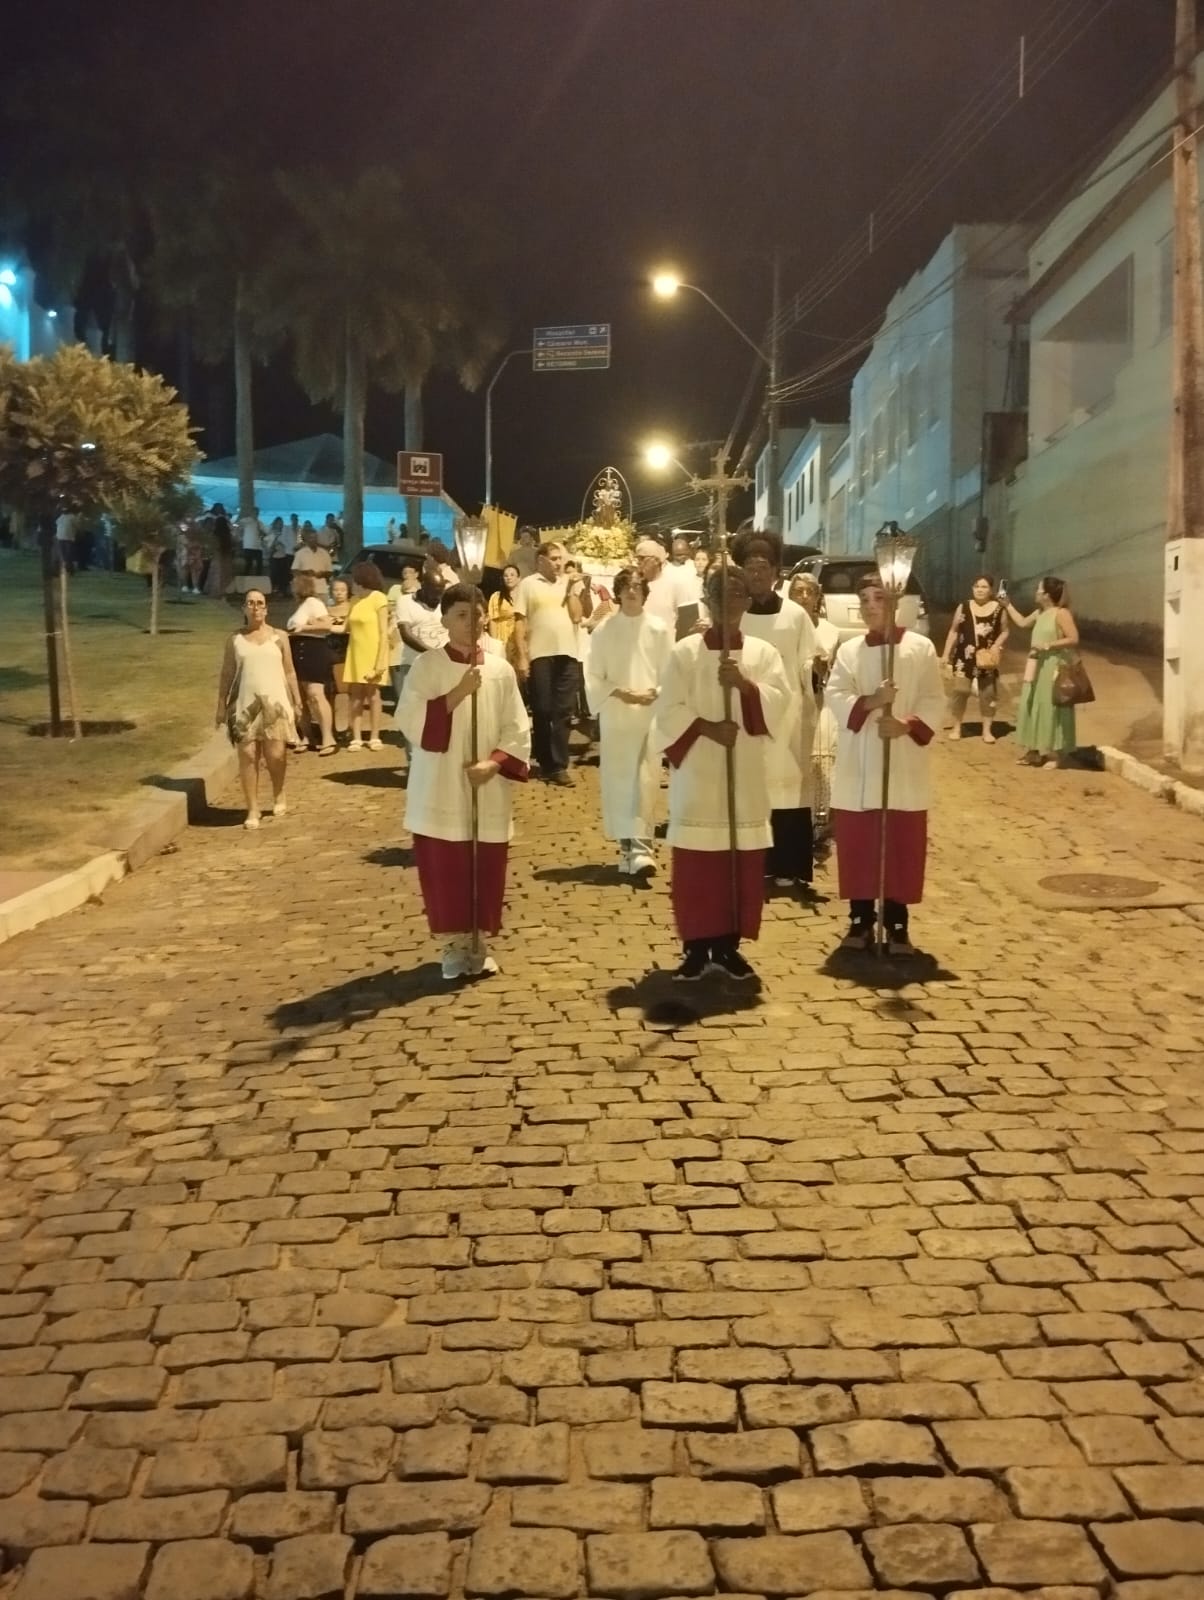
[111,484,203,637]
[148,170,285,522]
[0,343,199,733]
[260,169,508,545]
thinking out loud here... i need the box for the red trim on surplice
[664,719,704,768]
[488,749,529,781]
[670,847,766,941]
[413,835,509,935]
[904,716,934,747]
[847,696,872,733]
[421,697,452,752]
[739,684,768,736]
[832,809,927,903]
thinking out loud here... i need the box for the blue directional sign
[533,324,611,372]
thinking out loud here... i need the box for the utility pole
[483,349,531,507]
[1165,0,1204,770]
[765,250,783,534]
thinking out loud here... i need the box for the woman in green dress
[1006,576,1080,767]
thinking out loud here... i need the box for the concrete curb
[1098,743,1204,816]
[0,731,237,947]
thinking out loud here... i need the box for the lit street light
[649,264,782,532]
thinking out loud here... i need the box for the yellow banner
[483,506,517,568]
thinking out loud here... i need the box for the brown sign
[397,451,444,497]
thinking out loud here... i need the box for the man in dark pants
[512,541,589,785]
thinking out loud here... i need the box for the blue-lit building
[0,257,71,361]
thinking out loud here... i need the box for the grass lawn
[0,550,242,871]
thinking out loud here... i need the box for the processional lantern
[456,514,488,576]
[874,520,920,598]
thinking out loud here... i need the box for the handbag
[1052,656,1095,707]
[975,644,1001,672]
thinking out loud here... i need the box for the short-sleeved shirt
[514,574,577,661]
[395,592,447,666]
[292,546,333,580]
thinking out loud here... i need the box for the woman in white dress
[216,589,302,829]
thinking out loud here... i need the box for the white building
[1004,59,1204,650]
[780,421,850,551]
[0,257,70,362]
[753,427,804,529]
[845,224,1029,603]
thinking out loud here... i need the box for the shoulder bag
[1052,655,1095,706]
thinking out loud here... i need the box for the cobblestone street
[2,727,1204,1599]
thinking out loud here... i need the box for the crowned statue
[568,467,637,570]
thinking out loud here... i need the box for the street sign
[397,451,444,497]
[533,324,611,372]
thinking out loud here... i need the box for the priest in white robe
[653,566,791,983]
[731,525,819,892]
[825,573,945,955]
[584,567,673,878]
[397,583,531,981]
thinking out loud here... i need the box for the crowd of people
[211,519,1086,981]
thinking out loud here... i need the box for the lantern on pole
[872,521,920,957]
[454,514,489,962]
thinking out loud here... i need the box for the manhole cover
[1038,871,1162,899]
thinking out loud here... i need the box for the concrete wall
[0,258,71,361]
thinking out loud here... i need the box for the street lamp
[483,348,532,508]
[643,441,684,476]
[871,520,920,958]
[649,265,781,532]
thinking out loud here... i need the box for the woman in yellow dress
[343,562,390,750]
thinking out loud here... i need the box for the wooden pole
[469,577,481,960]
[875,590,899,957]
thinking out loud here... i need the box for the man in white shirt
[318,514,343,554]
[394,569,449,755]
[291,525,333,593]
[671,535,705,606]
[512,542,588,785]
[268,516,296,596]
[239,507,266,576]
[636,538,689,638]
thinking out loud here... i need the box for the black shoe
[671,947,709,982]
[710,944,757,982]
[546,770,574,787]
[840,923,874,952]
[886,930,917,958]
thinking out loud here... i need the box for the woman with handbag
[941,576,1008,743]
[1006,575,1087,767]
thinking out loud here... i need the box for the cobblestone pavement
[2,722,1204,1600]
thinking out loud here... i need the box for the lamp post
[484,349,532,508]
[651,266,782,533]
[454,513,489,960]
[873,521,920,957]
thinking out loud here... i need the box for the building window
[756,458,766,497]
[1034,255,1135,440]
[903,367,919,447]
[871,413,884,483]
[926,340,942,430]
[808,458,815,505]
[829,484,846,545]
[856,431,868,498]
[886,391,900,468]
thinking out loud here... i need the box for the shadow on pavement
[270,962,447,1029]
[821,947,958,991]
[194,804,250,829]
[605,974,764,1027]
[321,768,405,789]
[364,845,414,868]
[536,863,618,886]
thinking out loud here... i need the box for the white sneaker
[617,851,632,876]
[629,850,656,878]
[441,943,468,981]
[367,738,384,751]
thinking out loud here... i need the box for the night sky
[0,0,1180,525]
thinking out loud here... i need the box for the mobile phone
[997,579,1008,599]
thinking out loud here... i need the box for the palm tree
[260,169,507,545]
[149,171,285,522]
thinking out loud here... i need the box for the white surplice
[825,629,945,813]
[585,610,673,841]
[398,648,531,843]
[652,632,791,850]
[740,596,819,811]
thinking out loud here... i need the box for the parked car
[338,544,428,582]
[789,554,930,641]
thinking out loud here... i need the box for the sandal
[317,744,337,757]
[243,815,261,831]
